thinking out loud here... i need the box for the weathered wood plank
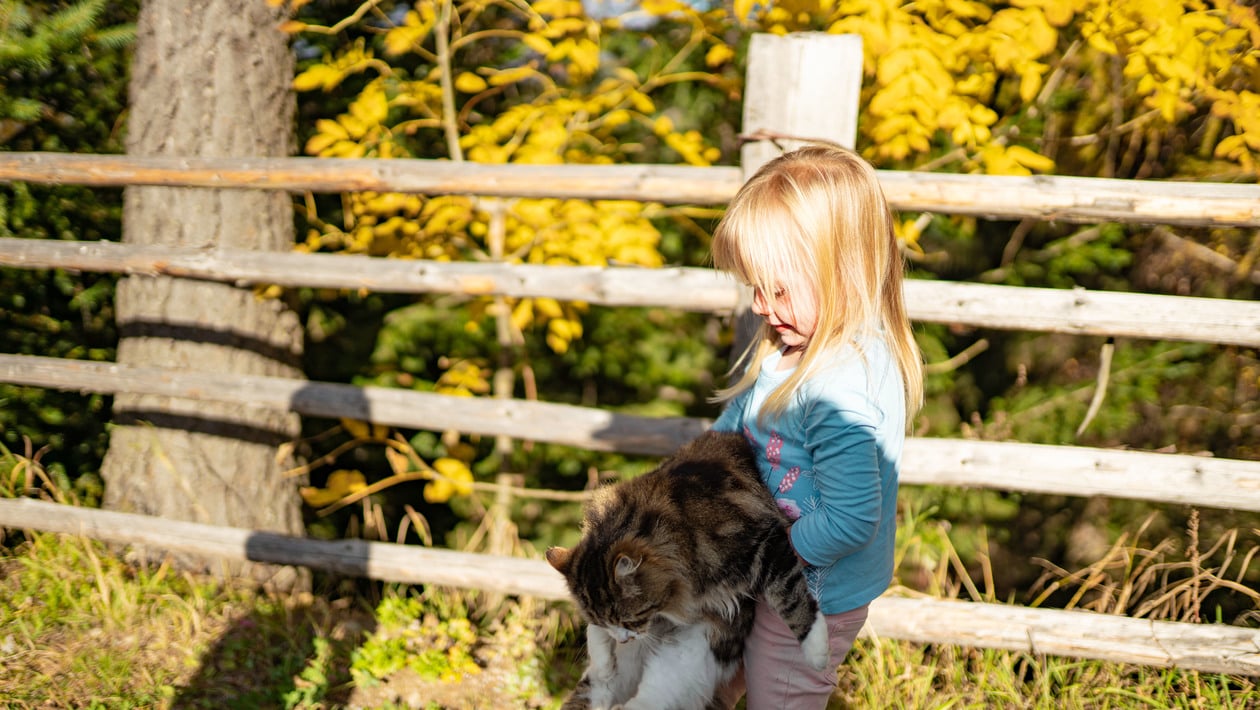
[3,353,1258,512]
[0,152,1257,227]
[867,596,1260,677]
[740,33,863,172]
[902,439,1260,512]
[901,279,1260,347]
[0,354,708,457]
[0,152,740,205]
[3,238,1260,346]
[0,497,566,599]
[0,237,741,312]
[876,170,1260,227]
[2,497,1257,676]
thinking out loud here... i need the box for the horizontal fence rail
[2,497,1256,677]
[1,152,1259,227]
[3,238,1260,347]
[4,150,1259,682]
[0,354,709,457]
[3,354,1258,513]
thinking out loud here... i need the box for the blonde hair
[711,142,923,425]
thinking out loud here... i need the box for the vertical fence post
[730,33,865,371]
[740,33,864,173]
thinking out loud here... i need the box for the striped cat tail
[761,539,831,671]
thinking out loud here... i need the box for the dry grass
[1028,511,1260,624]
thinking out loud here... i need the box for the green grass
[2,528,1258,709]
[0,529,576,709]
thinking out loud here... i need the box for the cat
[545,430,830,710]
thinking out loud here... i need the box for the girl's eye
[753,285,787,301]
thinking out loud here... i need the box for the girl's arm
[709,390,749,433]
[789,400,884,567]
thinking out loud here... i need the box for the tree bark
[101,0,308,590]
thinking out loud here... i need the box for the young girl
[709,142,924,709]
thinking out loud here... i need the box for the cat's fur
[546,430,829,710]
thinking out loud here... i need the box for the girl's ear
[545,546,572,574]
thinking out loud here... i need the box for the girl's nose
[750,288,769,316]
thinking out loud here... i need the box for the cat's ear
[613,553,642,580]
[545,546,573,574]
[610,539,649,581]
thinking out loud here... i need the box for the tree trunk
[101,0,308,590]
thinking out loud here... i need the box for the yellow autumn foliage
[299,469,367,508]
[659,0,1258,176]
[285,0,731,354]
[434,360,491,397]
[341,418,390,441]
[424,457,474,504]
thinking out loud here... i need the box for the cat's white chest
[586,622,733,710]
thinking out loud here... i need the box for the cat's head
[546,536,685,638]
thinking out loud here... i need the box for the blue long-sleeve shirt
[711,339,906,614]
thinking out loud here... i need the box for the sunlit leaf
[424,458,473,503]
[454,72,487,93]
[299,469,367,508]
[341,418,371,440]
[1007,145,1056,173]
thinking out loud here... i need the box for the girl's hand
[788,526,809,567]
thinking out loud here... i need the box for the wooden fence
[2,33,1260,677]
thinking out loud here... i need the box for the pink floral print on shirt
[775,497,802,521]
[765,431,783,472]
[777,466,801,493]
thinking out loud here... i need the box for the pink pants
[718,597,869,710]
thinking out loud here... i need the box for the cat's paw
[801,611,831,671]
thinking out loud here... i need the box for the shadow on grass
[170,593,374,710]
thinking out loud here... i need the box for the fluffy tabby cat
[546,430,829,710]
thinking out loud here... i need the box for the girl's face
[751,280,818,359]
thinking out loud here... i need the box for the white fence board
[867,596,1260,677]
[739,33,863,170]
[903,438,1260,511]
[3,238,1259,347]
[3,353,1257,513]
[1,152,1257,227]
